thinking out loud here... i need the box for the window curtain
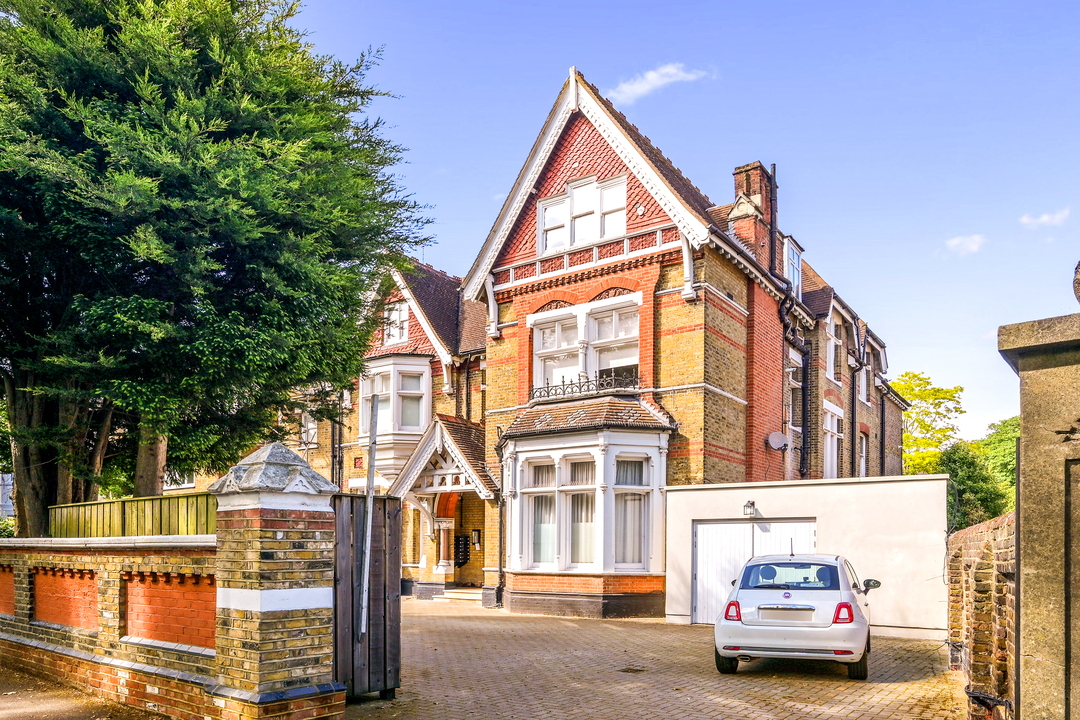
[533,495,555,563]
[615,460,644,486]
[570,493,595,564]
[569,461,594,485]
[615,494,644,564]
[531,465,555,488]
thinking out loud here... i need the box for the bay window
[360,358,431,436]
[537,176,627,254]
[510,441,663,574]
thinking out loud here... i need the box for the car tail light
[722,646,740,651]
[833,602,854,624]
[724,601,742,622]
[833,650,854,655]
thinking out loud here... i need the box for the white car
[713,554,881,680]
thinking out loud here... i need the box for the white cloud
[605,63,707,105]
[945,234,986,256]
[1019,207,1070,227]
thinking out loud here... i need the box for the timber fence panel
[48,494,216,538]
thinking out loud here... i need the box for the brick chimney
[728,162,779,272]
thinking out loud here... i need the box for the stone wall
[947,512,1015,719]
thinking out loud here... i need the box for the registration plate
[759,608,814,622]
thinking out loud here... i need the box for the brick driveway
[346,598,965,720]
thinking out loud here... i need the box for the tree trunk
[133,420,167,497]
[86,403,113,502]
[4,370,52,537]
[56,398,86,506]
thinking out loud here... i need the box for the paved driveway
[346,598,965,720]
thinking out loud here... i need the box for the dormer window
[538,176,626,254]
[384,301,409,345]
[786,241,802,300]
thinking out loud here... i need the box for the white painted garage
[665,474,949,640]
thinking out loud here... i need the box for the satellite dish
[767,432,789,451]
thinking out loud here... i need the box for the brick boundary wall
[0,536,345,720]
[947,512,1015,720]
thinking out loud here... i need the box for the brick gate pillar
[1000,309,1080,719]
[207,442,344,719]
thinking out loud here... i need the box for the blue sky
[299,0,1080,440]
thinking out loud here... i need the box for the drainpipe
[879,382,887,474]
[848,317,868,477]
[494,429,506,607]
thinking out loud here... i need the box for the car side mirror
[731,579,736,587]
[863,579,881,593]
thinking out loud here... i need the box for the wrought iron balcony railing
[529,372,641,402]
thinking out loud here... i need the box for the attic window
[538,176,626,254]
[785,241,802,300]
[384,301,409,345]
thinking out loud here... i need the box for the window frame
[359,358,432,438]
[859,433,868,477]
[823,401,844,479]
[826,318,844,384]
[300,411,319,448]
[785,240,802,301]
[536,175,628,255]
[383,301,410,346]
[613,455,649,570]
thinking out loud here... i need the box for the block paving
[348,599,966,720]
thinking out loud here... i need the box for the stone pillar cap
[998,312,1080,374]
[208,442,338,496]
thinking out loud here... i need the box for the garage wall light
[743,500,756,516]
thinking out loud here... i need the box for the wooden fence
[332,494,401,699]
[49,493,217,538]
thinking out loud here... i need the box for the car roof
[749,554,844,564]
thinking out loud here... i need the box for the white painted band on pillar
[214,491,334,512]
[216,587,334,612]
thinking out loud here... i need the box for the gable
[493,114,675,269]
[462,70,714,303]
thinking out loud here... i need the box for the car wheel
[715,648,739,674]
[847,646,869,680]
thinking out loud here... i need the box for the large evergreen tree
[0,0,425,535]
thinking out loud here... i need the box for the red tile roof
[435,414,496,493]
[500,396,674,442]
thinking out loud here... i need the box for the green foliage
[891,371,964,475]
[935,442,1011,530]
[0,0,427,525]
[0,516,13,538]
[975,415,1020,495]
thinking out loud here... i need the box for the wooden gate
[332,494,401,699]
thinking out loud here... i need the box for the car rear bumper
[714,620,868,662]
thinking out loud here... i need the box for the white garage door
[692,520,816,624]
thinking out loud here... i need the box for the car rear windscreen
[740,562,839,590]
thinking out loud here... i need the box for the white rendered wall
[665,474,949,640]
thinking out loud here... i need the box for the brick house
[279,68,910,617]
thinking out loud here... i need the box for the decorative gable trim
[390,269,453,367]
[386,421,494,500]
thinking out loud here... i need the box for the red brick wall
[32,569,98,630]
[0,565,13,615]
[0,636,345,720]
[506,572,664,594]
[494,113,673,269]
[744,280,785,482]
[124,573,216,649]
